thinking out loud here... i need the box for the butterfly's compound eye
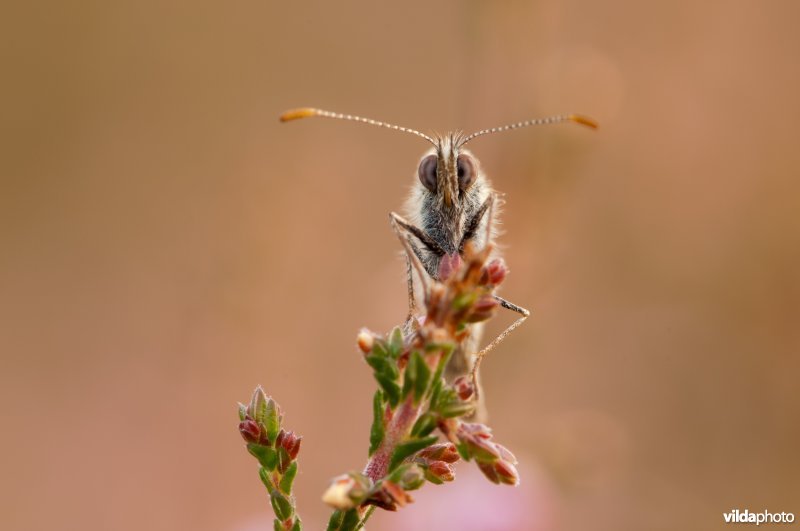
[457,154,476,191]
[418,154,438,193]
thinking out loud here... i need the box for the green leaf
[385,462,411,483]
[452,292,477,312]
[291,519,302,531]
[255,395,268,426]
[437,387,475,418]
[412,352,431,403]
[431,387,454,412]
[279,461,298,494]
[353,507,376,530]
[365,354,389,371]
[365,355,399,381]
[249,444,278,470]
[431,386,474,418]
[440,402,474,418]
[388,326,404,358]
[277,446,291,473]
[429,378,443,409]
[265,398,281,444]
[274,518,283,531]
[433,343,454,378]
[388,435,438,471]
[371,340,388,360]
[375,373,400,407]
[326,510,344,531]
[401,351,417,400]
[426,346,453,401]
[328,509,360,531]
[342,509,361,531]
[238,402,247,421]
[456,442,471,461]
[259,467,273,490]
[410,412,437,438]
[368,391,385,456]
[271,490,294,521]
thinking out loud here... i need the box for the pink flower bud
[473,296,499,313]
[465,435,501,462]
[478,461,500,483]
[382,480,413,508]
[277,429,302,460]
[481,258,508,286]
[495,443,517,464]
[426,460,455,482]
[458,423,504,462]
[493,459,520,486]
[466,294,500,323]
[453,376,474,401]
[238,418,261,444]
[460,422,493,439]
[417,442,460,464]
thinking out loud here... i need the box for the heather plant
[237,242,519,530]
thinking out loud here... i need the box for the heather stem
[363,396,420,481]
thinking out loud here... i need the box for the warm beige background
[2,1,798,530]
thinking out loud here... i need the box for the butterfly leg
[470,295,530,399]
[389,212,429,330]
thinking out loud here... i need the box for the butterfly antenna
[280,107,437,146]
[460,114,598,146]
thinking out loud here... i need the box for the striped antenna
[280,107,437,146]
[460,114,598,146]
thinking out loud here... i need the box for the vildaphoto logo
[724,509,795,525]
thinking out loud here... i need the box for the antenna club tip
[568,114,599,130]
[279,108,319,122]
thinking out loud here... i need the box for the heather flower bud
[458,423,502,462]
[466,295,499,323]
[276,429,302,460]
[239,418,262,444]
[493,459,520,485]
[321,473,371,510]
[366,490,398,512]
[453,376,474,401]
[495,443,517,464]
[424,460,455,484]
[247,386,282,445]
[398,464,426,491]
[460,422,493,438]
[464,435,501,462]
[477,461,501,484]
[381,480,413,508]
[417,442,460,463]
[357,328,375,354]
[249,386,268,421]
[474,296,499,312]
[481,258,508,286]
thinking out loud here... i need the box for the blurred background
[2,1,799,530]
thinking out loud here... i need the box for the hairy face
[410,135,494,281]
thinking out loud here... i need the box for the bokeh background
[2,1,799,530]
